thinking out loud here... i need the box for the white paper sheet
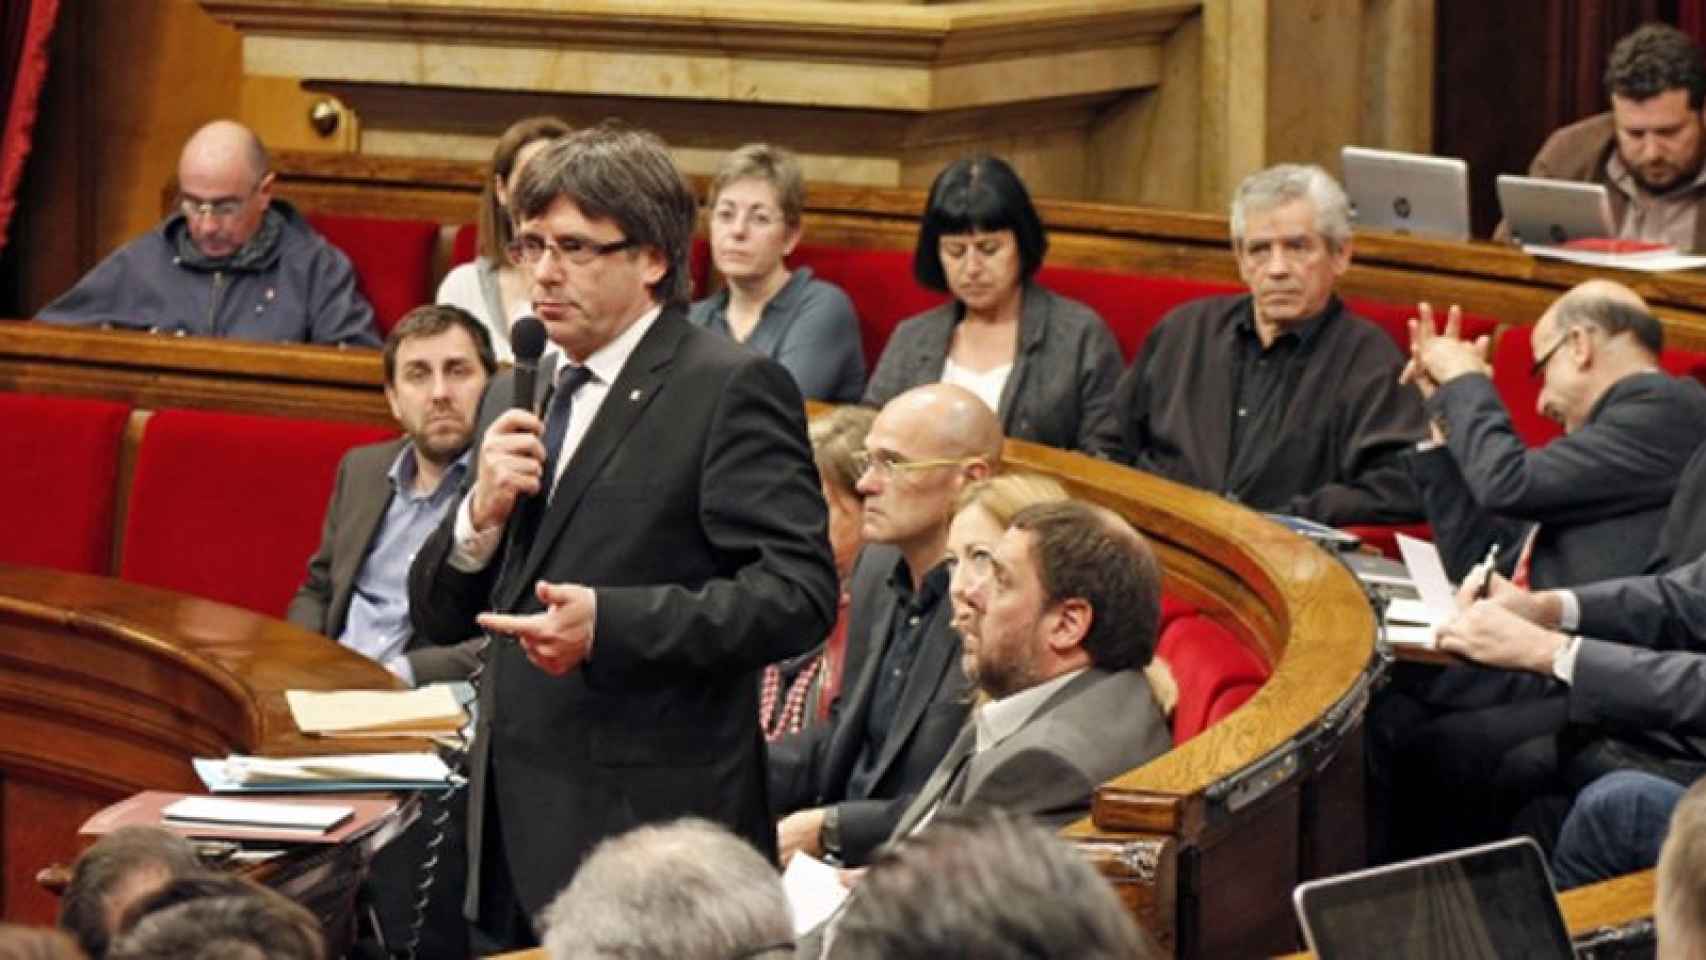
[782,853,850,936]
[1395,534,1458,621]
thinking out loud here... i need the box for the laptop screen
[1294,838,1575,960]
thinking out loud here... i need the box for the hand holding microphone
[470,317,550,533]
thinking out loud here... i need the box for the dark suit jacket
[1114,294,1426,524]
[287,437,481,684]
[408,306,838,917]
[1494,112,1706,252]
[767,544,972,866]
[862,283,1125,458]
[887,668,1171,840]
[1411,371,1706,588]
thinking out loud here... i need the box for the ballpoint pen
[1472,542,1501,600]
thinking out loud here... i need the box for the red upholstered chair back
[1490,326,1566,448]
[786,244,948,370]
[0,393,131,574]
[1660,344,1706,385]
[1037,268,1241,362]
[119,409,396,617]
[1156,612,1273,743]
[450,222,479,269]
[308,213,440,337]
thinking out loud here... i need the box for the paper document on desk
[782,853,850,936]
[1390,535,1463,648]
[1523,243,1706,272]
[286,685,466,737]
[193,753,456,793]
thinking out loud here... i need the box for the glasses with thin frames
[1529,326,1578,381]
[507,234,636,267]
[852,449,973,480]
[177,180,263,221]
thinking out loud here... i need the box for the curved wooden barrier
[0,563,409,926]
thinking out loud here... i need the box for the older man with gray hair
[1112,163,1425,525]
[540,818,793,960]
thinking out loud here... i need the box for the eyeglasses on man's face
[177,180,264,221]
[506,234,637,267]
[852,449,972,480]
[1529,326,1577,381]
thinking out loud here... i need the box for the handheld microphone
[510,315,548,413]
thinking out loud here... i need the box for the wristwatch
[819,806,844,862]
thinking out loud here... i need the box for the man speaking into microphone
[409,122,837,952]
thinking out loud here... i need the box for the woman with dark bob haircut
[862,155,1123,456]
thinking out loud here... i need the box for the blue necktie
[540,363,594,502]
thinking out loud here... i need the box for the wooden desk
[0,563,415,926]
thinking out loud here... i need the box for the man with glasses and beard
[39,119,377,344]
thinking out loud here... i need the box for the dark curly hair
[1606,23,1706,109]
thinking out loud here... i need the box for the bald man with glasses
[768,382,1003,869]
[38,119,377,345]
[1367,278,1706,861]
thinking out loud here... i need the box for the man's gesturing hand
[477,581,597,676]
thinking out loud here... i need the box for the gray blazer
[287,438,482,684]
[863,283,1124,457]
[887,667,1171,841]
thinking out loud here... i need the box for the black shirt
[844,557,950,802]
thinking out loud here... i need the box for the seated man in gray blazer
[290,303,495,685]
[888,498,1172,840]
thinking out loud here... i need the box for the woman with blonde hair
[759,405,878,740]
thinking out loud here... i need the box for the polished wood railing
[0,564,412,927]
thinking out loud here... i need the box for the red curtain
[0,0,61,256]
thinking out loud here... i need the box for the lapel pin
[629,389,643,401]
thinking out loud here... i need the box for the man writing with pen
[1365,278,1706,862]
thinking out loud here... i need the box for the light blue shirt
[339,445,470,685]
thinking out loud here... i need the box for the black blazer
[767,543,972,865]
[409,306,838,917]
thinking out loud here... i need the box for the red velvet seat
[308,213,440,338]
[1038,268,1240,362]
[118,409,396,617]
[1157,613,1273,743]
[450,222,479,270]
[786,244,947,370]
[0,393,131,574]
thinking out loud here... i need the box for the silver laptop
[1342,146,1471,241]
[1293,837,1575,959]
[1497,175,1616,246]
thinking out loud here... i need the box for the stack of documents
[193,752,457,793]
[286,686,466,738]
[81,790,399,845]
